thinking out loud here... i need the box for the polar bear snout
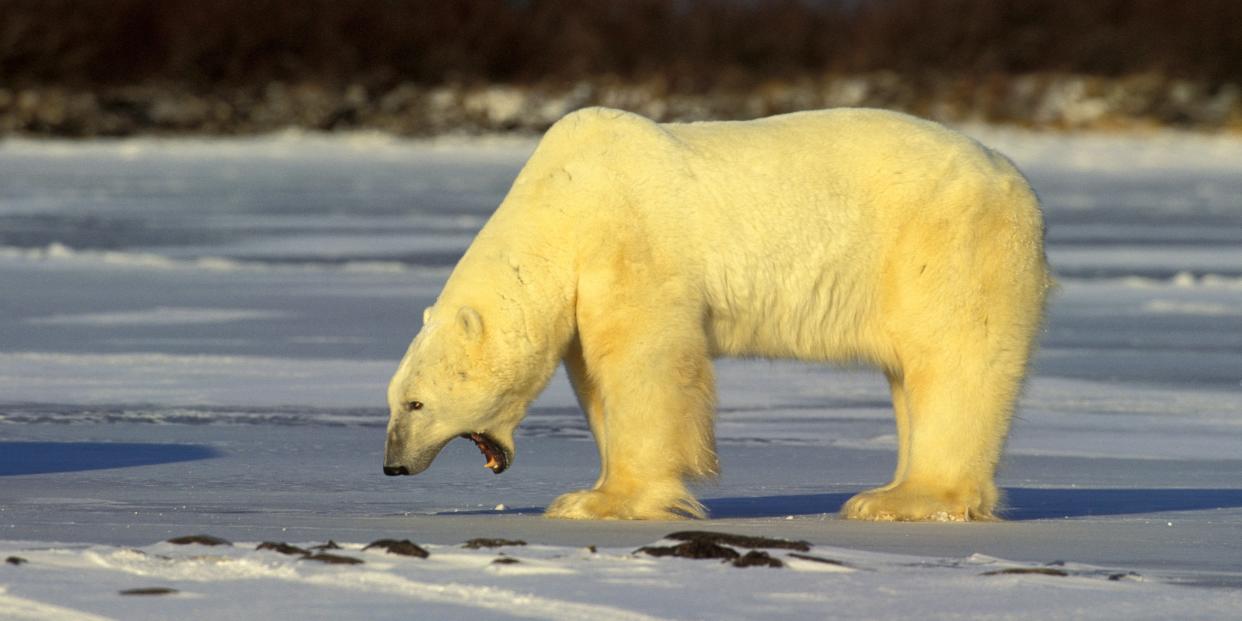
[382,427,413,475]
[383,424,455,478]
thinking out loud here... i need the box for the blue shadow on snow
[0,441,221,476]
[442,488,1242,519]
[702,488,1242,520]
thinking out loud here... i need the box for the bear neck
[440,204,579,400]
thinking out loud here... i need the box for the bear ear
[456,306,483,340]
[422,307,433,326]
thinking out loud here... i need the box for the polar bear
[383,107,1051,521]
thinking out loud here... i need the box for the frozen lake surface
[2,128,1241,618]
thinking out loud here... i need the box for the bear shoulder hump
[547,107,673,146]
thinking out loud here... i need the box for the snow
[4,536,1241,621]
[2,126,1242,619]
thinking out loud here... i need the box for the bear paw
[840,484,998,522]
[545,488,704,520]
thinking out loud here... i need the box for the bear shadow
[435,488,1242,520]
[0,441,221,476]
[701,488,1242,520]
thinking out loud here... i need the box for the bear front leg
[562,336,608,489]
[545,312,718,520]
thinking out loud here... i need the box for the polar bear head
[383,304,527,477]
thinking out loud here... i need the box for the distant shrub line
[3,76,1238,137]
[3,0,1240,89]
[2,0,1240,134]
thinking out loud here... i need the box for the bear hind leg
[873,371,910,493]
[842,346,1027,522]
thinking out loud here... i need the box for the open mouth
[461,432,508,474]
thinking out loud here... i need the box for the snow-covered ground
[1,127,1241,619]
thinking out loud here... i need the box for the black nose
[383,465,409,476]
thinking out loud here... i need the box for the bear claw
[841,485,995,522]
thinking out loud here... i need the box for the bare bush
[2,0,1239,134]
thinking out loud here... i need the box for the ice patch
[28,307,289,327]
[1049,246,1242,280]
[965,125,1242,175]
[0,130,538,163]
[0,243,413,274]
[1060,271,1242,290]
[0,403,385,427]
[1142,299,1242,316]
[0,352,392,408]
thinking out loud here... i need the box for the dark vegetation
[637,540,742,560]
[363,538,431,558]
[636,538,786,568]
[300,552,365,565]
[165,534,231,546]
[257,542,312,557]
[6,0,1239,88]
[118,587,180,596]
[3,0,1240,135]
[462,538,527,549]
[665,530,811,551]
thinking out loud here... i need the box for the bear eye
[406,401,424,412]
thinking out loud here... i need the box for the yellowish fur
[384,107,1051,521]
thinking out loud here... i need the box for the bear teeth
[462,432,507,474]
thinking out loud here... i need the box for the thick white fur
[385,107,1051,521]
